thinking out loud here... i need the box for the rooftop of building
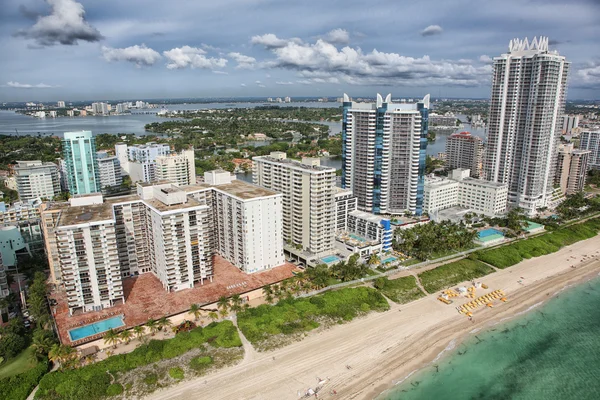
[56,203,114,227]
[14,160,57,169]
[144,196,204,213]
[183,179,280,200]
[461,177,507,189]
[349,209,388,224]
[254,154,336,173]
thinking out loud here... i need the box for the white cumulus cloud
[421,25,443,37]
[479,55,493,63]
[163,46,228,70]
[276,81,294,85]
[101,44,161,67]
[324,28,350,44]
[15,0,103,46]
[228,52,257,69]
[251,33,302,49]
[575,61,600,88]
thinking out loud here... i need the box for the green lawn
[0,347,36,380]
[375,276,426,304]
[418,259,494,294]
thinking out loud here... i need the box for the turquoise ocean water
[379,275,600,400]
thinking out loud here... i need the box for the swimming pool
[478,228,504,242]
[349,233,367,242]
[68,315,125,341]
[321,255,341,264]
[382,256,397,264]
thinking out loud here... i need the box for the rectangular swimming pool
[349,233,367,242]
[382,256,397,264]
[478,228,504,242]
[68,315,125,341]
[321,255,341,264]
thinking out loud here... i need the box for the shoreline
[370,263,600,400]
[144,235,600,400]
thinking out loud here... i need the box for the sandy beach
[144,235,600,400]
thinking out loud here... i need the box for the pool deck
[50,255,295,345]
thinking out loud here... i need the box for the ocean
[378,275,600,400]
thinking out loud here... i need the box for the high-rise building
[41,171,284,313]
[96,152,122,191]
[341,93,429,215]
[57,101,66,108]
[483,37,569,215]
[91,102,109,115]
[62,131,102,195]
[253,152,336,255]
[334,188,357,232]
[0,256,9,299]
[445,131,484,177]
[555,144,590,195]
[579,130,600,169]
[155,149,196,186]
[13,160,61,201]
[562,115,580,135]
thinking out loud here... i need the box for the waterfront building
[341,93,429,215]
[41,171,283,313]
[346,210,392,252]
[579,130,600,169]
[334,188,357,232]
[96,152,122,191]
[555,144,590,195]
[57,101,66,108]
[13,160,61,201]
[445,131,484,177]
[91,102,109,115]
[483,37,569,215]
[423,169,508,217]
[253,152,336,255]
[562,115,580,135]
[62,131,102,195]
[429,113,457,126]
[125,143,172,182]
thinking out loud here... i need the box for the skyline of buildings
[483,37,569,215]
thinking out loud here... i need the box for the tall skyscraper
[341,93,429,215]
[62,131,102,195]
[253,152,337,255]
[483,37,569,215]
[579,130,600,169]
[555,144,590,195]
[13,160,61,201]
[445,131,484,178]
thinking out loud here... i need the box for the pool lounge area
[68,315,125,341]
[382,256,398,264]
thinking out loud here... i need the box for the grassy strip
[477,218,600,269]
[237,287,389,350]
[418,259,494,294]
[374,276,426,304]
[0,346,37,380]
[35,321,241,400]
[0,358,48,400]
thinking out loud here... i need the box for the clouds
[276,81,294,85]
[421,25,443,37]
[252,34,492,87]
[15,0,103,46]
[251,33,302,49]
[3,81,58,89]
[324,28,350,44]
[228,52,257,69]
[479,55,493,63]
[102,44,161,67]
[163,46,227,70]
[575,61,600,88]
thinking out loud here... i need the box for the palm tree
[49,344,77,369]
[31,330,56,360]
[103,329,120,349]
[217,296,230,314]
[158,316,172,332]
[119,329,133,345]
[48,344,64,365]
[368,253,380,266]
[146,318,159,336]
[219,308,229,318]
[230,294,243,313]
[132,325,145,340]
[189,303,202,321]
[208,311,218,322]
[263,285,274,304]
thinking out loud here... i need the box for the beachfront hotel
[41,171,284,314]
[62,131,102,195]
[483,37,569,215]
[253,152,337,256]
[341,93,429,216]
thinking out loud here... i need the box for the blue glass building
[62,131,102,195]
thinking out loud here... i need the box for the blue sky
[1,0,599,102]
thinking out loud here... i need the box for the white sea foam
[394,369,418,386]
[432,339,456,363]
[470,327,481,334]
[515,301,543,316]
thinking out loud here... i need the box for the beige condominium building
[252,152,336,256]
[555,143,590,195]
[445,131,484,178]
[41,171,283,314]
[13,160,61,201]
[155,148,196,186]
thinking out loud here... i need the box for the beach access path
[145,234,600,400]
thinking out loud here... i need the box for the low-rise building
[0,200,41,226]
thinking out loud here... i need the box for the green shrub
[106,383,123,396]
[0,358,48,400]
[237,287,389,345]
[418,259,494,293]
[189,356,212,372]
[143,373,158,386]
[168,367,184,380]
[36,321,240,400]
[375,276,426,304]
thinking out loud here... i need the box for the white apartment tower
[13,160,61,201]
[579,130,600,169]
[445,132,484,178]
[253,152,336,255]
[155,149,196,186]
[96,152,122,190]
[483,37,569,215]
[342,93,430,215]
